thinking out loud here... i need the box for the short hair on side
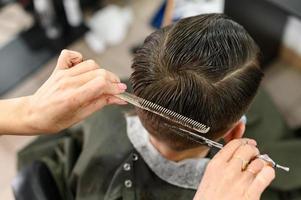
[130,13,263,151]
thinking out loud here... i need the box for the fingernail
[118,83,127,90]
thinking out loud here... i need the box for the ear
[223,121,245,144]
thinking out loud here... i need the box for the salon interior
[0,0,300,199]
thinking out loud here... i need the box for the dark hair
[130,14,263,151]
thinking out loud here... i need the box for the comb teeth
[115,92,210,134]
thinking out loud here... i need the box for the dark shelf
[0,23,88,95]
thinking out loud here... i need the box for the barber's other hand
[194,138,275,200]
[23,50,127,134]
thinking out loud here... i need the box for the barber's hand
[194,139,275,200]
[23,50,127,134]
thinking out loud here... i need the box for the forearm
[0,50,127,136]
[162,0,175,27]
[0,96,34,135]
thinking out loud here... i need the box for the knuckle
[96,77,106,88]
[74,51,83,58]
[60,49,70,56]
[253,147,260,155]
[247,138,257,145]
[85,60,99,69]
[239,143,258,155]
[247,144,259,155]
[114,77,120,83]
[61,49,83,62]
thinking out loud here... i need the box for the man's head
[130,14,263,151]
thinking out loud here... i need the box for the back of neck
[149,135,210,162]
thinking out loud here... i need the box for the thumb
[56,49,83,70]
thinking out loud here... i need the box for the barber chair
[12,160,62,200]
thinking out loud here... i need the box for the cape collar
[126,115,210,190]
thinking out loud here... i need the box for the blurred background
[0,0,300,199]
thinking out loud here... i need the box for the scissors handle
[257,154,290,172]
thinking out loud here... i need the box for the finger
[79,96,127,120]
[242,158,265,183]
[106,96,128,105]
[56,49,83,69]
[229,144,260,171]
[100,69,121,83]
[67,69,122,89]
[76,78,127,105]
[74,68,121,83]
[67,60,99,76]
[67,69,107,88]
[246,166,275,200]
[213,138,256,163]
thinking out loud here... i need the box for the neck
[149,135,210,162]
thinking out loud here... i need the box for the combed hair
[130,14,263,151]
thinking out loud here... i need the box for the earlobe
[223,122,245,143]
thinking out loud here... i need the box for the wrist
[21,95,61,134]
[0,96,36,135]
[16,96,33,134]
[20,95,44,134]
[15,95,40,135]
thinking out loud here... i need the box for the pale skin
[0,50,127,135]
[162,0,175,27]
[193,138,275,200]
[151,118,276,200]
[0,50,275,199]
